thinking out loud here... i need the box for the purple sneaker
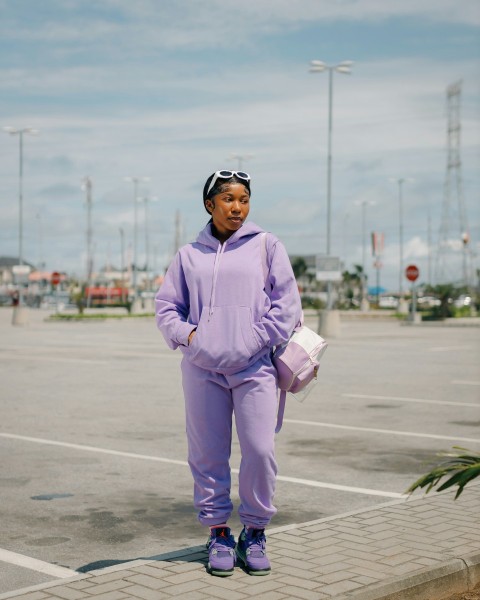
[236,527,271,575]
[206,527,236,577]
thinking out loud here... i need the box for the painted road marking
[343,393,479,408]
[452,380,480,386]
[283,420,480,444]
[430,346,473,352]
[0,352,179,364]
[0,547,77,578]
[0,354,108,365]
[0,433,403,499]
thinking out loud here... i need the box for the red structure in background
[85,287,129,306]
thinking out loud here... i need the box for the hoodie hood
[196,221,264,251]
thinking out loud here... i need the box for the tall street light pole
[81,177,93,306]
[119,227,125,303]
[356,199,375,311]
[309,61,353,259]
[390,177,413,301]
[125,176,149,296]
[309,60,353,310]
[138,195,158,292]
[3,126,39,321]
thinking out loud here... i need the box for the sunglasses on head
[206,170,250,197]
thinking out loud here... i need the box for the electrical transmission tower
[435,80,472,286]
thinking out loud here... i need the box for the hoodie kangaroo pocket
[188,306,261,370]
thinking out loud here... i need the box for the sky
[1,0,479,292]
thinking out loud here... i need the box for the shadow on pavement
[76,544,208,573]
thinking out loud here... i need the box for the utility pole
[119,227,125,303]
[427,209,432,287]
[82,177,93,306]
[174,210,182,255]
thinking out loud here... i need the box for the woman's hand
[188,329,196,345]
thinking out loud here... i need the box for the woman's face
[206,182,250,240]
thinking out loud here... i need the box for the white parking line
[0,547,77,578]
[283,420,480,444]
[0,433,403,499]
[430,346,473,352]
[0,354,108,365]
[452,380,480,386]
[343,393,479,408]
[0,352,179,364]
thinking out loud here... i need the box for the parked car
[454,295,472,308]
[378,296,399,309]
[417,296,441,308]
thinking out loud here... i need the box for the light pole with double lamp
[125,176,150,300]
[390,177,413,314]
[3,126,39,325]
[355,199,375,311]
[137,195,158,293]
[309,60,353,334]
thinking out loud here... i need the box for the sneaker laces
[245,528,267,558]
[208,527,235,557]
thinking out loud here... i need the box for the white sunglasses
[206,170,250,197]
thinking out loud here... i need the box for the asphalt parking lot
[0,308,479,595]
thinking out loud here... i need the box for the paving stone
[319,579,364,596]
[274,586,324,600]
[83,592,130,600]
[162,570,206,585]
[275,575,319,590]
[10,594,50,600]
[46,586,86,600]
[204,586,247,600]
[313,561,354,576]
[62,581,95,590]
[123,585,171,600]
[123,573,172,590]
[80,579,130,595]
[161,579,211,596]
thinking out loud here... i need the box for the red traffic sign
[405,264,419,282]
[51,272,61,286]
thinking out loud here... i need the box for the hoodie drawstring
[209,241,227,318]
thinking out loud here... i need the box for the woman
[155,170,302,576]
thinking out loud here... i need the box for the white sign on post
[315,256,342,282]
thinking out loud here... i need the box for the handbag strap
[260,232,286,433]
[260,232,271,293]
[275,390,287,433]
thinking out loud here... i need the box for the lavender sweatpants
[181,353,278,529]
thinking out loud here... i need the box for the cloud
[3,0,478,51]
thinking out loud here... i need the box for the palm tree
[407,447,480,499]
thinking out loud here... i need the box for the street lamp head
[3,126,40,135]
[309,60,327,73]
[336,65,352,74]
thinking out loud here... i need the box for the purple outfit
[155,221,301,528]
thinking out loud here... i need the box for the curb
[337,551,480,600]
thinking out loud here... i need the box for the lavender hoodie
[155,221,302,374]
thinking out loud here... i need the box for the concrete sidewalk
[1,485,479,600]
